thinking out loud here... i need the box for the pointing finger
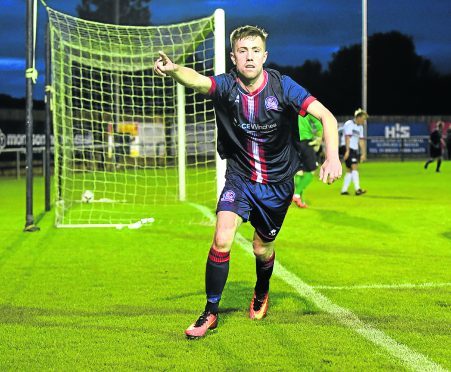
[158,50,169,62]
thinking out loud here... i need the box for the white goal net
[45,5,225,227]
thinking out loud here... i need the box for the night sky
[1,0,450,99]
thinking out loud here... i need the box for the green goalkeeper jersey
[298,114,323,140]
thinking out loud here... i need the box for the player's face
[230,36,268,84]
[355,116,366,125]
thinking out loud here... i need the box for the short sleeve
[343,121,352,136]
[207,76,217,96]
[281,75,316,117]
[208,73,234,101]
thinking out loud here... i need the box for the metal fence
[0,147,51,179]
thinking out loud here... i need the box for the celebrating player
[341,108,368,196]
[154,25,342,339]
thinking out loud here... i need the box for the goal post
[177,83,186,202]
[44,5,226,227]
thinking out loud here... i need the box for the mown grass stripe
[191,203,446,372]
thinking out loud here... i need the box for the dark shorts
[298,140,319,172]
[339,145,346,159]
[216,172,294,242]
[345,149,360,169]
[429,145,442,158]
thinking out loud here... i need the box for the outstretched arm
[306,100,342,183]
[153,51,212,94]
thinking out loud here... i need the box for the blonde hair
[354,108,369,119]
[230,25,268,50]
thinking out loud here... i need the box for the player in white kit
[341,109,368,196]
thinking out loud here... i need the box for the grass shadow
[312,209,397,233]
[363,195,417,200]
[0,303,201,333]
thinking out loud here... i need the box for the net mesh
[46,7,218,227]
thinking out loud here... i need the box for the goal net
[45,6,225,227]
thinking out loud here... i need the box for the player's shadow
[0,280,320,335]
[312,209,397,233]
[165,281,318,318]
[442,231,451,240]
[218,281,319,318]
[162,284,246,315]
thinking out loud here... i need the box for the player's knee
[252,240,274,260]
[213,231,234,252]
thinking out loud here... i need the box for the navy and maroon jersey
[208,68,316,184]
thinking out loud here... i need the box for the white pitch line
[191,203,446,372]
[314,282,451,290]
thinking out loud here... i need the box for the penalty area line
[314,282,451,290]
[190,203,446,372]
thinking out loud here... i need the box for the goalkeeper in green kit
[292,114,323,208]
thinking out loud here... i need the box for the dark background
[1,0,450,115]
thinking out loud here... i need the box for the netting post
[24,0,39,232]
[44,23,51,211]
[177,83,186,201]
[214,9,226,201]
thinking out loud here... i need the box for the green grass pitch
[0,161,449,370]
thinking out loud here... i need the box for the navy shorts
[216,172,294,242]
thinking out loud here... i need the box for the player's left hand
[319,157,342,184]
[360,154,367,162]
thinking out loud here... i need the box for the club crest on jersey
[221,190,236,203]
[265,96,279,111]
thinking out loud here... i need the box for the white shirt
[343,119,364,150]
